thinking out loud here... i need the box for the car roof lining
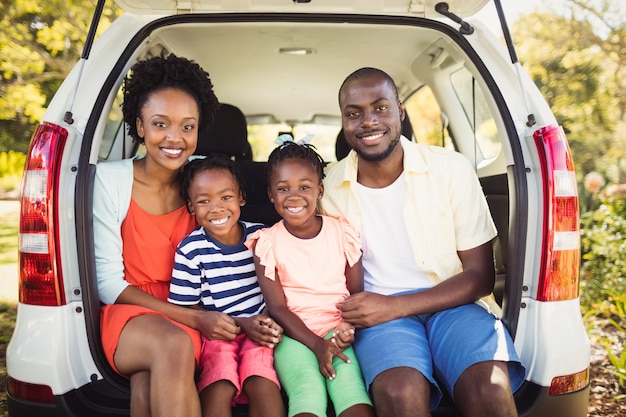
[139,21,450,123]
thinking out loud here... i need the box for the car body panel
[114,0,490,18]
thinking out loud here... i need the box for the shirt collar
[339,135,429,185]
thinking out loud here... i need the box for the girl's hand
[313,337,351,380]
[196,310,240,341]
[330,322,355,349]
[237,314,282,348]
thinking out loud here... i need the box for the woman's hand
[330,321,355,349]
[196,310,240,341]
[313,337,351,380]
[237,314,283,348]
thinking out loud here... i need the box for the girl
[246,136,375,417]
[168,154,285,417]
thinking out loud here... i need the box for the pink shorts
[197,333,280,404]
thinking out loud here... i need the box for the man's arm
[337,240,495,328]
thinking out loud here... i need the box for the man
[322,67,525,417]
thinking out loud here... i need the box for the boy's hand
[313,337,351,380]
[238,314,282,348]
[330,322,355,349]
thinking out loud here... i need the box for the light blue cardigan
[93,159,133,304]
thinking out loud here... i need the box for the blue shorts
[354,302,525,410]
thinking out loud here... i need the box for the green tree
[0,0,121,152]
[512,0,626,188]
[512,12,615,181]
[566,0,626,120]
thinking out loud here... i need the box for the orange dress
[100,200,201,375]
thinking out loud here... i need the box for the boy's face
[187,168,245,246]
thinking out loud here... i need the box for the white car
[7,1,590,416]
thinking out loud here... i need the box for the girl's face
[136,87,199,172]
[267,158,323,237]
[187,168,245,246]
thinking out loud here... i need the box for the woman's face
[136,87,200,171]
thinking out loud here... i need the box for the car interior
[99,17,513,312]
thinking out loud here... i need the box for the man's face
[339,75,404,162]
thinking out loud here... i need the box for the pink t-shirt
[246,216,361,337]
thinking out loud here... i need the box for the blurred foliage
[512,0,626,188]
[580,197,626,308]
[0,151,26,195]
[0,0,121,152]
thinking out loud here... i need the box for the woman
[93,54,240,417]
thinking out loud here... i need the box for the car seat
[195,103,253,160]
[195,103,280,226]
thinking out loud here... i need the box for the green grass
[0,205,18,265]
[0,301,17,416]
[0,201,18,416]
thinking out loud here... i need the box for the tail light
[533,125,580,301]
[549,368,589,396]
[19,122,68,306]
[7,377,55,404]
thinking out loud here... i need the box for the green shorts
[274,331,372,417]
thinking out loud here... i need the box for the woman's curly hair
[122,53,220,142]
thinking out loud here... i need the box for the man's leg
[454,361,517,417]
[370,367,432,417]
[426,304,524,417]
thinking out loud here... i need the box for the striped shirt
[168,221,266,318]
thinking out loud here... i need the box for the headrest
[335,116,414,161]
[195,103,252,160]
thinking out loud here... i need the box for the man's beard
[354,134,401,162]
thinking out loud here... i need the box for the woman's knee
[117,314,195,371]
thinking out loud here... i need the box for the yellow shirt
[322,137,500,313]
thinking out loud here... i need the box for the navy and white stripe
[168,221,266,318]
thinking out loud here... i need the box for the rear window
[449,68,501,160]
[248,122,340,163]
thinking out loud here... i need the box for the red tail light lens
[8,377,55,404]
[533,125,580,301]
[19,122,68,306]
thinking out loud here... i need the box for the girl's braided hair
[265,140,327,187]
[122,53,220,143]
[180,154,248,212]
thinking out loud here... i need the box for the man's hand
[337,291,398,328]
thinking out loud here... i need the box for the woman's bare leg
[115,314,201,417]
